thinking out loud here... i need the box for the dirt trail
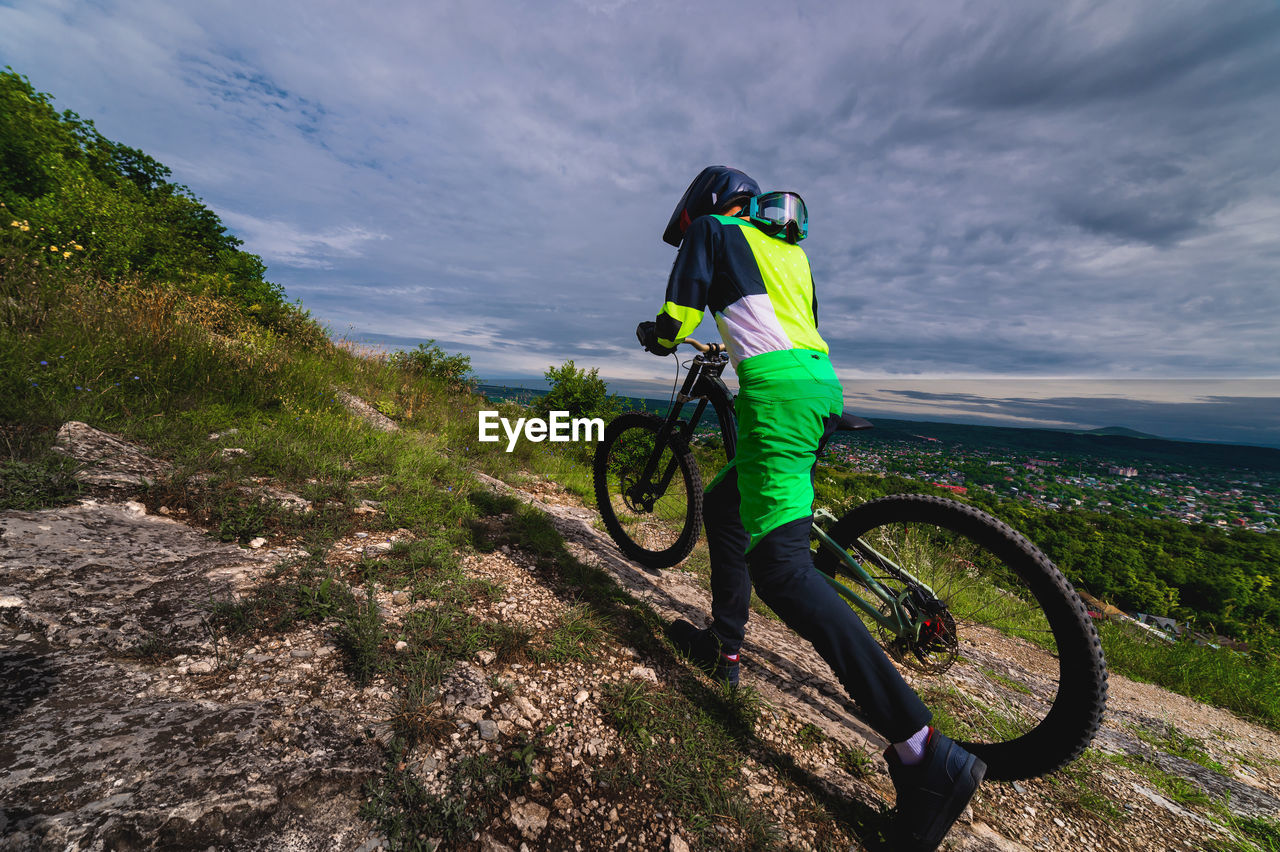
[490,472,1280,851]
[2,421,1277,850]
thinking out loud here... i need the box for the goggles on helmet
[748,191,808,243]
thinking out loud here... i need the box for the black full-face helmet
[663,165,761,247]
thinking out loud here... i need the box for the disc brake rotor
[619,475,653,513]
[879,589,960,675]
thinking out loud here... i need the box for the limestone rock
[508,801,549,838]
[480,835,516,852]
[335,390,398,433]
[0,502,379,849]
[257,485,312,514]
[51,421,170,487]
[440,663,492,712]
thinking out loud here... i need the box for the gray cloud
[933,4,1280,113]
[844,385,1280,448]
[2,0,1278,443]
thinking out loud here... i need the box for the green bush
[388,340,474,390]
[533,360,621,423]
[0,68,296,331]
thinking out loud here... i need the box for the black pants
[703,466,932,743]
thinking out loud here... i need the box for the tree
[389,340,474,390]
[0,68,294,330]
[534,361,621,422]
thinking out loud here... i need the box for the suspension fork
[631,364,712,502]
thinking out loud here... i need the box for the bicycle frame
[811,510,939,643]
[636,339,938,646]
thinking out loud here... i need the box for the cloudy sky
[3,0,1279,446]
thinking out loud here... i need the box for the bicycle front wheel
[815,494,1107,781]
[593,412,703,570]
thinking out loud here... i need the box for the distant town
[692,414,1280,535]
[820,432,1279,534]
[477,384,1280,535]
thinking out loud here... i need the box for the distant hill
[476,384,1280,474]
[1082,426,1161,439]
[839,417,1280,473]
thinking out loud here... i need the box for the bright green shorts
[707,349,844,552]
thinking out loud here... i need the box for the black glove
[636,321,675,356]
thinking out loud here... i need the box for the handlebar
[677,337,725,355]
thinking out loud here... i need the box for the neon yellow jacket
[655,214,827,368]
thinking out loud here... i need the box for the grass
[1217,814,1280,852]
[1098,619,1280,731]
[539,603,604,662]
[796,722,826,748]
[976,663,1035,696]
[600,678,779,848]
[1046,750,1126,823]
[0,450,82,509]
[209,556,354,635]
[919,682,1035,746]
[1112,751,1217,810]
[335,585,385,687]
[11,226,1280,850]
[1129,721,1230,775]
[361,736,549,850]
[835,744,873,778]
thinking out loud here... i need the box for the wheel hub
[881,590,960,674]
[620,476,655,513]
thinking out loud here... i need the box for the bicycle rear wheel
[815,494,1107,781]
[593,412,703,569]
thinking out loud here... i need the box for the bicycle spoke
[816,495,1106,780]
[594,412,703,568]
[833,514,1069,742]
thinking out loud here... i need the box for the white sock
[892,725,932,766]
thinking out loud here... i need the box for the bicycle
[592,338,1108,781]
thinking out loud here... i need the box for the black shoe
[665,619,739,687]
[885,728,986,852]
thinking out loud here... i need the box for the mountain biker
[637,165,985,851]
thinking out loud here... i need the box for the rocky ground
[2,423,1278,850]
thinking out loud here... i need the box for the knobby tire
[817,494,1108,780]
[593,412,703,570]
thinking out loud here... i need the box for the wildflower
[20,224,29,232]
[75,386,82,390]
[63,251,72,258]
[133,375,139,380]
[39,360,47,366]
[49,245,58,252]
[73,244,83,251]
[9,220,17,227]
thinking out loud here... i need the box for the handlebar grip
[679,337,719,353]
